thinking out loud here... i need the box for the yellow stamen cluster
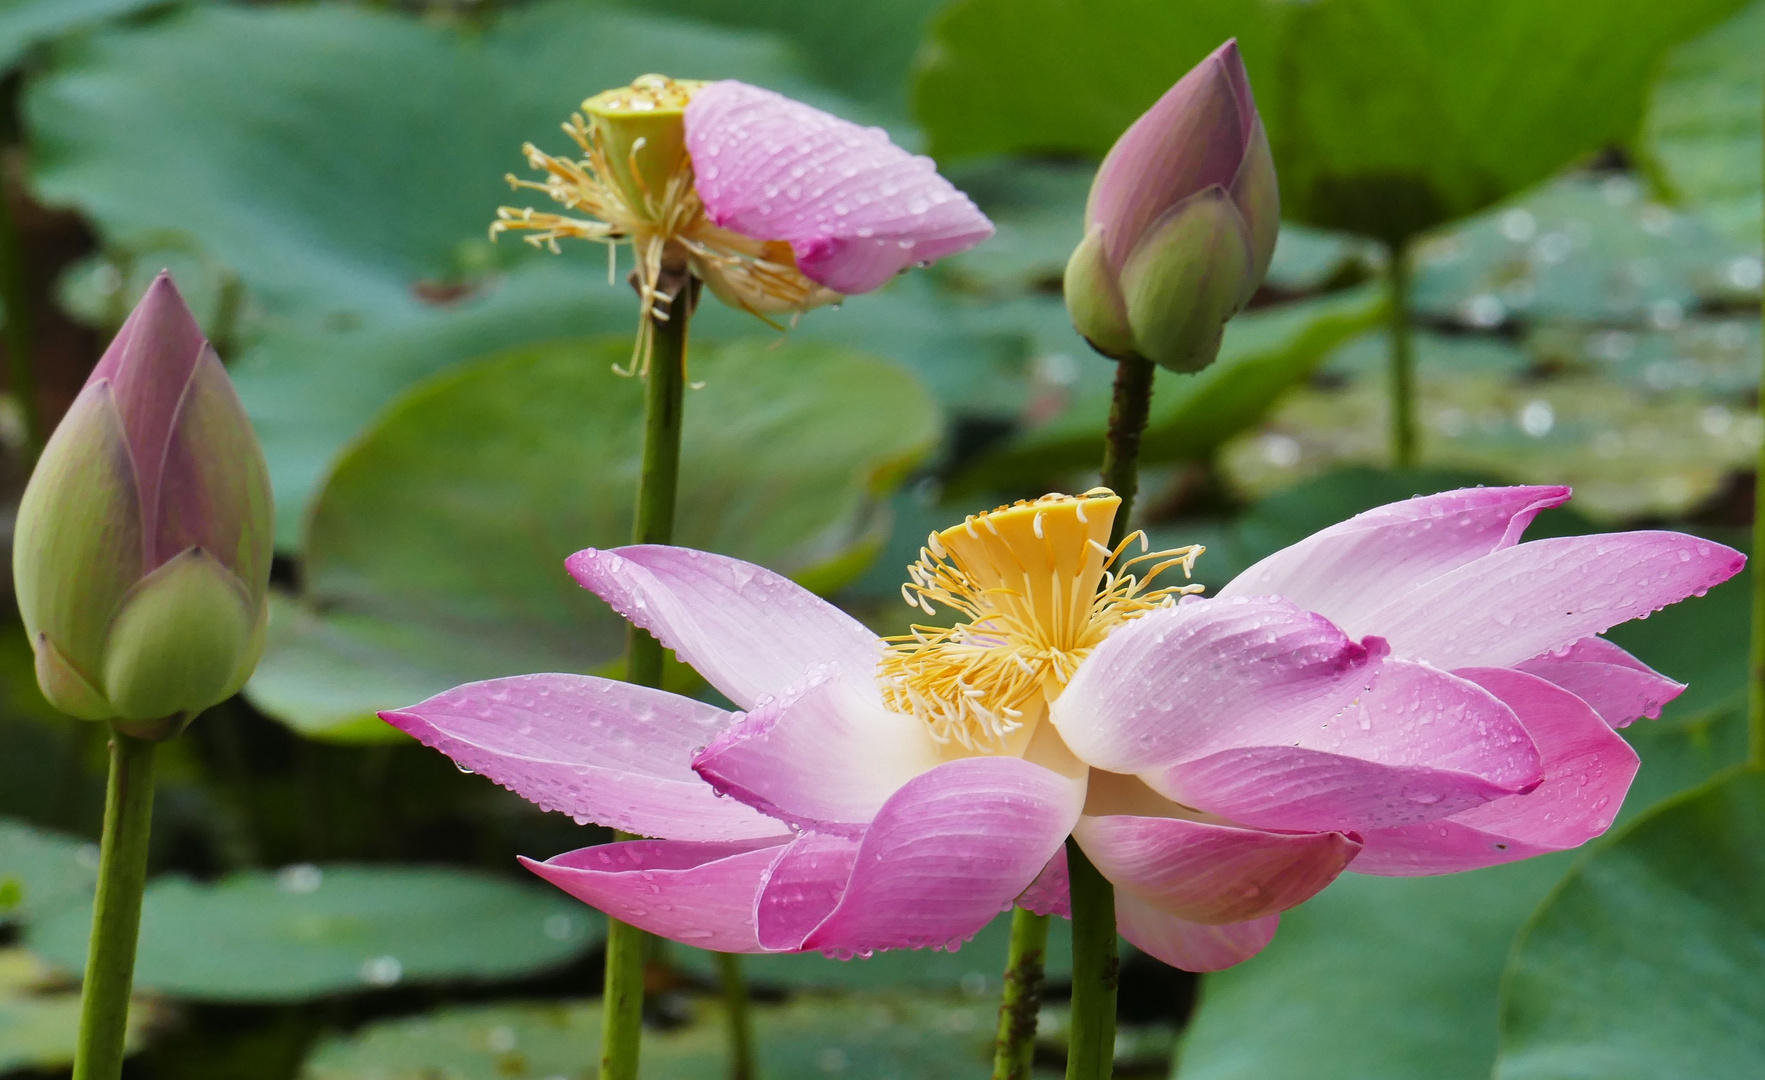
[490,74,838,376]
[879,489,1203,751]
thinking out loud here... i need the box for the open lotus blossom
[492,74,992,369]
[381,486,1740,971]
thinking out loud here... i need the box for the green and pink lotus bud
[14,273,273,738]
[1065,40,1279,373]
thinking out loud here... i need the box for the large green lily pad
[302,994,999,1080]
[0,0,161,73]
[0,949,160,1072]
[245,336,938,741]
[27,864,600,1003]
[1409,173,1756,327]
[1494,767,1765,1080]
[1645,0,1765,248]
[0,818,95,925]
[1218,329,1760,522]
[606,0,945,119]
[915,0,1744,242]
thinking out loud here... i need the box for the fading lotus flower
[380,485,1733,970]
[14,273,273,739]
[493,74,992,369]
[1065,40,1278,373]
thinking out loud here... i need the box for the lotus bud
[1065,39,1278,373]
[14,273,273,739]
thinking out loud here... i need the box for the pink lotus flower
[494,75,993,330]
[381,487,1739,970]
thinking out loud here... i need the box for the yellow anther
[878,490,1204,751]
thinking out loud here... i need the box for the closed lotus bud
[14,273,273,739]
[1065,39,1278,373]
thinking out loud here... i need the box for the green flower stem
[715,950,756,1080]
[992,907,1050,1080]
[0,179,42,458]
[1385,241,1417,470]
[1064,841,1118,1080]
[1099,354,1156,527]
[1057,349,1159,1080]
[71,726,157,1080]
[605,268,697,1080]
[1752,144,1765,766]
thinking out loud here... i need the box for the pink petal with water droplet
[1016,847,1071,918]
[792,756,1086,955]
[1144,659,1540,832]
[754,831,862,951]
[693,665,940,837]
[522,838,788,953]
[685,81,993,294]
[1051,595,1384,776]
[1075,811,1357,924]
[1218,485,1571,635]
[1351,668,1639,875]
[380,673,786,842]
[1115,890,1277,972]
[566,545,882,711]
[1365,532,1744,670]
[1514,635,1683,728]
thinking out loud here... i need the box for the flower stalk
[1065,842,1119,1080]
[715,950,756,1080]
[71,726,156,1080]
[604,260,695,1080]
[1752,202,1765,766]
[1386,241,1418,469]
[1059,349,1159,1080]
[993,908,1051,1080]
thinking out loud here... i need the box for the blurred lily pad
[245,336,938,741]
[915,0,1744,243]
[302,993,999,1080]
[1527,317,1763,397]
[0,948,160,1072]
[23,0,840,542]
[1645,0,1765,249]
[1410,174,1758,328]
[28,864,600,1003]
[0,0,160,72]
[609,0,945,119]
[1495,766,1765,1080]
[1219,329,1761,521]
[956,286,1384,494]
[914,0,1280,163]
[1266,0,1746,242]
[0,818,96,925]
